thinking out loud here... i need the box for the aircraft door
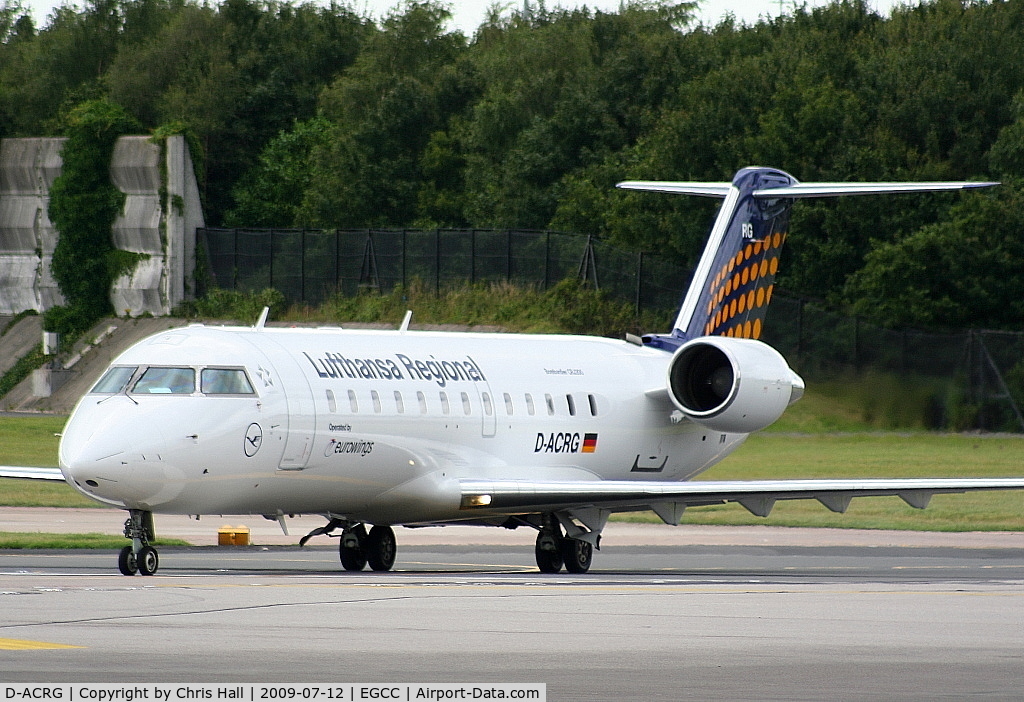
[252,337,317,470]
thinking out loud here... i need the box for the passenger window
[371,390,382,413]
[588,394,598,416]
[525,393,535,416]
[326,389,337,413]
[91,366,137,394]
[461,392,472,415]
[394,391,405,414]
[566,394,576,416]
[201,368,255,395]
[417,391,427,415]
[348,389,358,412]
[545,393,555,416]
[482,392,493,416]
[133,367,195,394]
[439,392,450,415]
[503,392,514,415]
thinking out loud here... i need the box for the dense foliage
[45,99,140,335]
[3,0,1024,330]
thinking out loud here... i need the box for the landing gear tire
[535,532,564,573]
[561,537,593,574]
[365,525,397,572]
[339,524,368,572]
[137,545,159,576]
[118,545,138,576]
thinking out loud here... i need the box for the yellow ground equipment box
[217,525,251,546]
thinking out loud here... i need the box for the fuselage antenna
[254,306,270,330]
[399,310,413,333]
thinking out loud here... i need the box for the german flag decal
[581,433,598,453]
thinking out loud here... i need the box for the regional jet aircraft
[5,166,1024,576]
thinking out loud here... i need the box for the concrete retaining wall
[0,135,204,316]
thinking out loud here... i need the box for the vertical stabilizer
[620,167,797,342]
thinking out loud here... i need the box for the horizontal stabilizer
[616,179,997,199]
[752,181,999,198]
[617,181,731,198]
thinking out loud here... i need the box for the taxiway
[0,523,1022,700]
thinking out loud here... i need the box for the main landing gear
[534,514,594,574]
[300,519,397,572]
[118,509,159,576]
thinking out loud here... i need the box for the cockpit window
[201,368,255,395]
[132,367,195,394]
[91,366,137,394]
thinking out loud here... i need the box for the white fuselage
[58,324,748,524]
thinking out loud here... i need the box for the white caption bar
[3,685,545,702]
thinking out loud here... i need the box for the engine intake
[667,337,804,433]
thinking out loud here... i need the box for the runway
[1,530,1023,700]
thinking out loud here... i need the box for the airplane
[4,166,1024,576]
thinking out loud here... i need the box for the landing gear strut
[119,509,158,576]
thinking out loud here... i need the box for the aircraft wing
[0,466,65,481]
[459,477,1024,521]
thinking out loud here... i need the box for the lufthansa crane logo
[244,423,263,457]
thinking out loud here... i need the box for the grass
[0,414,65,466]
[0,414,101,509]
[0,532,188,549]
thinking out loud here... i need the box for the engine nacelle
[666,336,804,434]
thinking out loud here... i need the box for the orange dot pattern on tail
[703,230,787,339]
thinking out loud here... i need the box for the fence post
[334,230,340,293]
[853,315,859,372]
[796,298,804,359]
[635,252,643,313]
[434,229,441,294]
[544,231,551,290]
[470,229,476,285]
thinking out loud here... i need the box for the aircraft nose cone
[60,420,136,506]
[59,398,172,508]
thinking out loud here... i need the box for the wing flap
[459,477,1024,518]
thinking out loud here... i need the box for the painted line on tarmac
[0,637,84,650]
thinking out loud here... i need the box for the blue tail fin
[618,167,997,348]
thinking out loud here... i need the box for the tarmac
[2,505,1021,549]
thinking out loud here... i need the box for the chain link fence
[198,227,1024,431]
[198,227,688,313]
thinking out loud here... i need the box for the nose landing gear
[119,510,158,576]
